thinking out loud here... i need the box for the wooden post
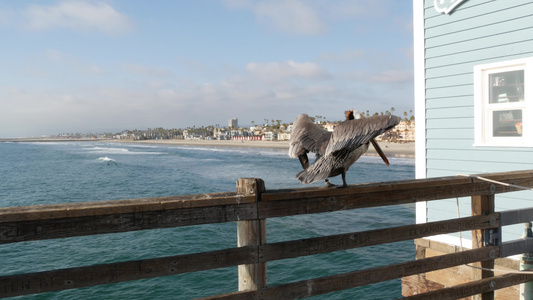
[471,194,495,300]
[236,178,266,291]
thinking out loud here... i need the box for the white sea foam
[88,147,164,155]
[177,146,249,154]
[175,146,287,158]
[98,156,115,162]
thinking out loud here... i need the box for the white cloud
[319,49,365,64]
[254,0,325,35]
[120,63,173,77]
[365,70,413,83]
[222,0,399,36]
[223,0,325,35]
[23,0,133,34]
[27,49,107,79]
[246,60,330,82]
[84,65,105,76]
[323,0,391,20]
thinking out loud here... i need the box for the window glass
[489,70,524,103]
[492,110,522,137]
[474,58,531,147]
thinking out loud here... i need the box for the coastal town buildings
[51,114,415,143]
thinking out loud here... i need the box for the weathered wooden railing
[2,170,533,299]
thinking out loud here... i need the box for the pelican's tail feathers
[295,156,334,184]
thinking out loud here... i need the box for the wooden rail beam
[258,170,533,218]
[260,213,498,262]
[0,195,257,244]
[0,247,257,298]
[402,272,533,300]
[0,192,253,222]
[208,246,499,300]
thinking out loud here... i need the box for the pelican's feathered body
[289,113,400,187]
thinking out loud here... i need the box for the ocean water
[0,141,415,299]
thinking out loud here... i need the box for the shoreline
[114,139,415,158]
[0,138,415,158]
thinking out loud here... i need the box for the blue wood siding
[423,0,533,241]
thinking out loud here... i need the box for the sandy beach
[116,139,415,158]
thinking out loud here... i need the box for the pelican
[288,110,400,187]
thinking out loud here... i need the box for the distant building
[395,120,415,142]
[324,123,336,132]
[277,132,291,141]
[228,118,238,129]
[213,128,228,140]
[263,131,278,141]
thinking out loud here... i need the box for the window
[474,58,532,147]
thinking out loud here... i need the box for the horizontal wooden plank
[260,214,498,262]
[0,246,257,298]
[426,74,473,90]
[426,106,474,119]
[426,64,472,79]
[426,95,472,109]
[212,246,499,299]
[198,291,252,300]
[500,207,533,226]
[0,203,257,244]
[259,170,533,218]
[404,272,533,300]
[427,149,533,164]
[427,159,533,175]
[426,117,473,130]
[425,84,472,99]
[425,49,533,79]
[425,128,474,139]
[426,12,533,48]
[0,192,255,222]
[427,26,533,59]
[425,1,531,33]
[426,40,533,69]
[500,236,533,258]
[426,138,476,150]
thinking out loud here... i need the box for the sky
[0,0,414,138]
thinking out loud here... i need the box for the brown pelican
[288,110,400,187]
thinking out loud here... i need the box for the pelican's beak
[370,138,390,166]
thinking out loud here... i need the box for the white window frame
[474,57,533,147]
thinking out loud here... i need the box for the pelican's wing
[288,114,331,158]
[324,115,400,156]
[295,154,334,184]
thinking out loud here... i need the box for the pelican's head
[345,109,362,120]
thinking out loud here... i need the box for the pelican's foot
[325,179,336,187]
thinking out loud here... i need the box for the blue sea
[0,141,415,299]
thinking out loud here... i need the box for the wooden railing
[2,170,533,299]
